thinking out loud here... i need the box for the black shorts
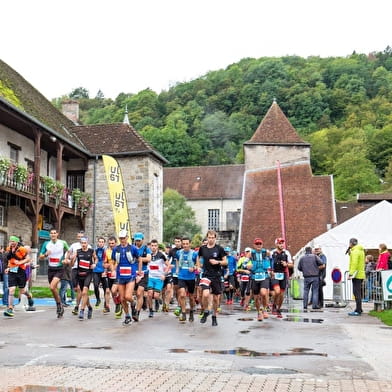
[136,273,148,290]
[252,278,270,293]
[8,268,27,289]
[77,272,93,289]
[178,279,196,294]
[108,278,118,290]
[93,272,109,291]
[71,268,78,288]
[271,275,288,290]
[163,274,173,288]
[48,267,64,284]
[199,275,222,295]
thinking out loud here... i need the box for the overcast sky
[2,0,391,100]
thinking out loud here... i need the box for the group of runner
[2,230,293,326]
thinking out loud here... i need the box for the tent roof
[303,200,392,251]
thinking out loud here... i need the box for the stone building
[0,59,166,271]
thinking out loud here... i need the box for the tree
[163,188,201,243]
[69,87,89,99]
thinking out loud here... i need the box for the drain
[237,317,254,321]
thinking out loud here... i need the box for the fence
[344,270,392,311]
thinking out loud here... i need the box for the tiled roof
[240,164,335,255]
[163,165,245,199]
[245,101,309,145]
[0,59,86,151]
[71,123,168,163]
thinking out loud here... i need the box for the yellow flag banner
[102,155,130,236]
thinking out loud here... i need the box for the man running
[112,230,140,325]
[176,237,197,322]
[196,230,227,326]
[270,238,293,318]
[106,236,122,317]
[39,229,69,318]
[3,236,34,317]
[71,237,97,320]
[93,237,110,313]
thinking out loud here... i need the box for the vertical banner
[102,155,130,236]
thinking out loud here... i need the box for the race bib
[274,272,284,280]
[9,266,19,273]
[240,275,250,282]
[119,266,132,277]
[48,258,61,267]
[78,259,90,269]
[200,277,211,287]
[254,272,266,281]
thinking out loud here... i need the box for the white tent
[294,200,392,300]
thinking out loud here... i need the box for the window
[48,157,56,179]
[8,142,21,163]
[208,209,220,231]
[67,171,85,191]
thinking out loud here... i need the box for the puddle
[204,347,327,357]
[284,316,324,323]
[58,345,112,350]
[169,348,189,353]
[239,330,250,334]
[242,366,298,375]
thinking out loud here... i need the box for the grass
[369,309,392,326]
[1,287,93,299]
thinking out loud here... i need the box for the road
[1,298,392,391]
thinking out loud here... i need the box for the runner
[248,238,271,321]
[112,230,140,325]
[161,244,174,312]
[270,237,293,318]
[196,230,227,326]
[168,236,182,317]
[236,248,252,310]
[176,237,197,322]
[3,236,34,317]
[39,229,69,318]
[106,236,122,318]
[71,237,97,320]
[133,232,151,322]
[93,236,110,313]
[146,239,170,318]
[223,246,237,305]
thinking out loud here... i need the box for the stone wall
[6,206,32,246]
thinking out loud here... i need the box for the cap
[275,237,285,245]
[244,247,252,252]
[254,238,263,244]
[133,232,144,241]
[224,246,231,252]
[349,238,358,246]
[314,244,322,250]
[118,230,128,238]
[9,235,20,242]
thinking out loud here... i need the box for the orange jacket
[6,245,28,270]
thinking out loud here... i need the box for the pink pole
[276,160,286,243]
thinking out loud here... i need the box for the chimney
[61,100,79,124]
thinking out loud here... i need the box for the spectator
[364,254,376,302]
[376,243,390,271]
[347,238,365,316]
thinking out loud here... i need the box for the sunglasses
[254,242,263,245]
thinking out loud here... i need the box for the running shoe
[115,303,122,315]
[72,306,79,315]
[4,308,14,317]
[103,307,110,314]
[200,310,210,324]
[257,312,263,322]
[189,311,194,322]
[95,299,101,308]
[174,307,181,317]
[263,310,269,319]
[28,297,34,307]
[162,303,169,312]
[179,312,186,322]
[132,310,140,322]
[78,309,84,320]
[155,299,160,312]
[149,309,154,318]
[276,309,283,318]
[211,316,218,326]
[57,304,64,318]
[123,315,132,325]
[87,307,93,319]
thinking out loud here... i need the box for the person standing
[314,245,327,308]
[196,230,227,326]
[347,238,365,316]
[3,236,34,317]
[364,254,376,302]
[297,246,324,311]
[375,243,390,271]
[39,229,69,318]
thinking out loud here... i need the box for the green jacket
[349,244,366,279]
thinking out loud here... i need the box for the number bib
[254,272,266,281]
[119,266,132,277]
[274,272,284,280]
